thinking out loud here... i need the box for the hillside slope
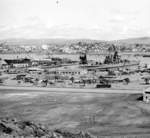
[113,37,150,44]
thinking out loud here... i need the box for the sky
[0,0,150,40]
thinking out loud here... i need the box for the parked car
[95,81,111,88]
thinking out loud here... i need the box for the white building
[49,66,87,76]
[143,87,150,103]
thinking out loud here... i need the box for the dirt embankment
[0,117,94,138]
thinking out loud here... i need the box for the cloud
[0,0,150,40]
[0,14,149,40]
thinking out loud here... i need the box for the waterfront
[1,53,150,65]
[0,52,150,90]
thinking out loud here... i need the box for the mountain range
[0,37,150,46]
[113,37,150,44]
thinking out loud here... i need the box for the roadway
[0,86,142,94]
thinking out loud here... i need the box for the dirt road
[0,86,143,94]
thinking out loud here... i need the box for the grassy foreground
[1,89,150,137]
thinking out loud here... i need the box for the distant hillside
[1,37,150,46]
[0,38,102,46]
[113,37,150,44]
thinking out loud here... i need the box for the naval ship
[79,51,140,71]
